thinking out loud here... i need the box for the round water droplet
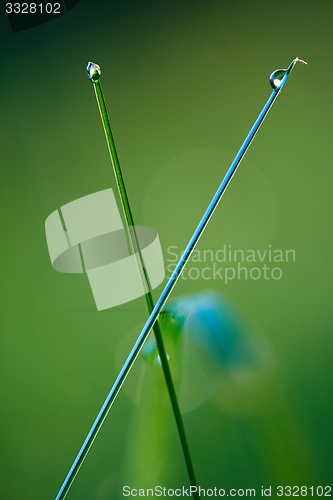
[156,353,170,366]
[86,62,101,82]
[141,311,183,367]
[269,69,286,90]
[141,339,170,367]
[141,338,159,364]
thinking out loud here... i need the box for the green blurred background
[1,0,332,498]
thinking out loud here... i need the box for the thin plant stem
[54,58,306,500]
[91,73,198,495]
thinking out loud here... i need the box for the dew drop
[156,354,170,366]
[269,57,307,90]
[86,62,101,82]
[141,339,170,367]
[269,69,286,90]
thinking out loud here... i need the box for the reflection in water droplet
[86,61,101,82]
[269,69,287,90]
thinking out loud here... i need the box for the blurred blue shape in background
[141,290,271,414]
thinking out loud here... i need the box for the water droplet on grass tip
[269,69,286,90]
[269,57,307,90]
[86,62,101,82]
